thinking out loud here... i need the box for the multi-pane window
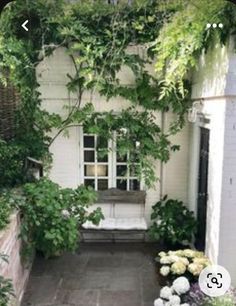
[82,133,141,191]
[83,135,109,191]
[116,150,140,191]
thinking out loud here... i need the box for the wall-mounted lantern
[188,100,204,123]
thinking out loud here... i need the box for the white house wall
[162,113,190,204]
[191,44,228,265]
[37,47,190,224]
[191,40,236,283]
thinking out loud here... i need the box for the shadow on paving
[21,243,161,306]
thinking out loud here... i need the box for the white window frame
[79,128,143,191]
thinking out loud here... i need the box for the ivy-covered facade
[37,44,190,222]
[1,0,236,285]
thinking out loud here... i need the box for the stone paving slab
[21,243,160,306]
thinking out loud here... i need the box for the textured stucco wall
[37,46,190,224]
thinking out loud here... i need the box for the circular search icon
[199,265,231,297]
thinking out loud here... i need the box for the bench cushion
[82,217,148,231]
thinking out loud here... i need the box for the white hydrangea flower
[188,263,203,276]
[193,257,211,267]
[169,295,181,305]
[172,277,190,295]
[160,256,172,265]
[183,249,196,258]
[154,298,165,306]
[159,251,167,257]
[61,209,70,219]
[160,266,170,276]
[180,304,190,306]
[160,286,173,300]
[175,250,185,257]
[178,257,189,266]
[169,255,180,263]
[171,261,186,275]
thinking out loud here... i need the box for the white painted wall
[218,98,236,282]
[37,46,190,224]
[191,39,236,284]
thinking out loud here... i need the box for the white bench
[81,188,147,242]
[83,217,148,231]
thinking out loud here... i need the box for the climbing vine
[155,0,234,97]
[0,0,235,187]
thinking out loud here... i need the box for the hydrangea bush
[149,196,197,247]
[154,276,190,306]
[157,249,211,282]
[17,178,104,258]
[154,249,236,306]
[154,275,236,306]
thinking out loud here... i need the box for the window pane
[117,165,127,177]
[97,136,108,149]
[129,180,140,191]
[84,150,95,162]
[117,152,127,162]
[130,152,140,163]
[84,165,95,177]
[84,179,95,189]
[117,179,127,190]
[130,165,139,177]
[84,136,95,148]
[98,179,108,190]
[97,150,108,162]
[97,165,108,177]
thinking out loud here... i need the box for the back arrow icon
[22,20,29,32]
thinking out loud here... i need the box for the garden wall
[0,212,31,305]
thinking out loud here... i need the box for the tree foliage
[15,178,103,258]
[155,0,233,97]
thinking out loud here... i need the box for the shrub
[0,140,25,187]
[149,196,197,246]
[157,249,211,283]
[0,192,13,230]
[18,178,104,258]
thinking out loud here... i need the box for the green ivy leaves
[149,196,197,246]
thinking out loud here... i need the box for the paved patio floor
[21,243,160,306]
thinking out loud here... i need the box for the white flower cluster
[61,209,70,219]
[154,277,190,306]
[158,249,211,277]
